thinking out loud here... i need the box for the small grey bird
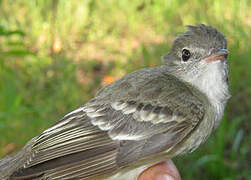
[0,24,230,180]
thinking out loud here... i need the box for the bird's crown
[174,24,226,52]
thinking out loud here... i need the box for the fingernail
[156,174,175,180]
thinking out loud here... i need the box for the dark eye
[182,49,191,62]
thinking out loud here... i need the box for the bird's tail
[0,138,35,180]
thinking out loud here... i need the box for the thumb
[137,160,181,180]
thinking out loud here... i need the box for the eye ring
[182,49,191,62]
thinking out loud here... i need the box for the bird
[0,24,230,180]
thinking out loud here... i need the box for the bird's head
[162,24,229,85]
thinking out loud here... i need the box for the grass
[0,0,250,179]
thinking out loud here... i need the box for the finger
[137,160,181,180]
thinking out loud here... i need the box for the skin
[138,160,181,180]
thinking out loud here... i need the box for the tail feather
[0,138,35,180]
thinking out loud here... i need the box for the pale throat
[189,61,229,104]
[182,61,230,126]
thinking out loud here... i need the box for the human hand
[137,160,181,180]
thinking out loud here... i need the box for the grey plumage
[0,24,230,180]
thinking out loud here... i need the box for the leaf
[0,29,25,37]
[2,49,34,57]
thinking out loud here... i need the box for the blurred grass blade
[194,154,218,167]
[232,129,244,156]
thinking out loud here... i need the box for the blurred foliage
[0,0,250,179]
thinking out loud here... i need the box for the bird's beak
[204,48,229,63]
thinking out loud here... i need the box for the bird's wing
[11,111,119,179]
[86,67,206,166]
[11,67,206,179]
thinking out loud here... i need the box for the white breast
[189,61,230,128]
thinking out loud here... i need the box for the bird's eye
[182,49,191,62]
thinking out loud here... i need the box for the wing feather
[44,149,117,179]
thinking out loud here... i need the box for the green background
[0,0,250,179]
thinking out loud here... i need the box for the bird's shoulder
[91,65,205,106]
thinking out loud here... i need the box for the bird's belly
[106,164,150,180]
